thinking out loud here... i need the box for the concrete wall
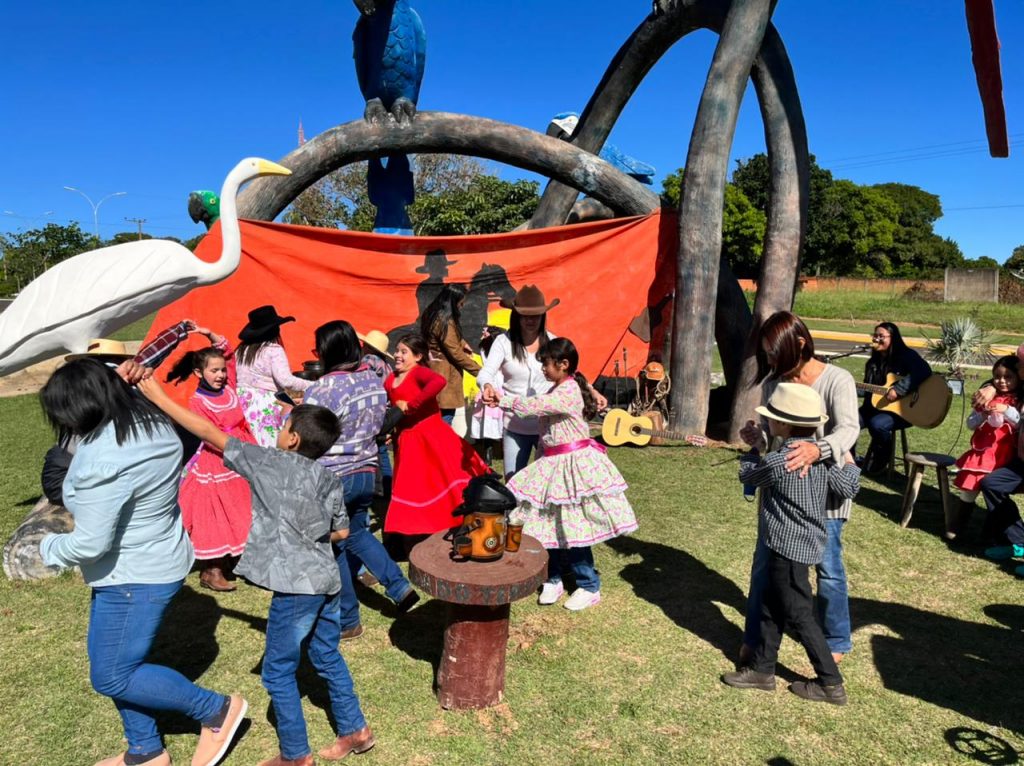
[945,268,999,303]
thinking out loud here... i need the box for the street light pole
[63,187,127,239]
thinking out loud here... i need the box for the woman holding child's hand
[738,311,860,668]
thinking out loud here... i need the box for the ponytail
[165,347,225,385]
[574,371,597,420]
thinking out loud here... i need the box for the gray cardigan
[760,364,860,520]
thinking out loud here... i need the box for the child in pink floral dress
[494,337,637,611]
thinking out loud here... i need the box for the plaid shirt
[739,437,861,565]
[134,321,191,369]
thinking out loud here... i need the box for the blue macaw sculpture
[353,0,426,126]
[368,154,415,234]
[547,112,656,185]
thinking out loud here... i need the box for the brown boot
[200,562,236,592]
[944,500,975,542]
[319,725,376,760]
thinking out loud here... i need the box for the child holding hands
[139,379,376,766]
[723,383,860,705]
[490,337,637,611]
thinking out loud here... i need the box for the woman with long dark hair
[737,311,860,665]
[859,321,932,473]
[420,284,481,425]
[235,305,314,447]
[38,359,245,766]
[477,285,558,478]
[303,320,419,639]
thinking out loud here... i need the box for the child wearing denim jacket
[140,380,377,766]
[722,382,860,705]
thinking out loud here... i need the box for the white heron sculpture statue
[0,157,291,376]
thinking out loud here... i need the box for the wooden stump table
[408,531,548,710]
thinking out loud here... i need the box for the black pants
[752,549,843,686]
[979,457,1024,546]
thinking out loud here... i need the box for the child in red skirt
[383,333,489,554]
[166,327,256,591]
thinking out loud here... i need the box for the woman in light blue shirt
[39,359,244,766]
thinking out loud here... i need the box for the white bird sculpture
[0,157,291,376]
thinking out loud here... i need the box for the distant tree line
[1,151,1017,295]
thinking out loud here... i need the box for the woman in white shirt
[478,286,559,478]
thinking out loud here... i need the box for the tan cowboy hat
[755,382,829,427]
[500,285,560,316]
[64,339,134,363]
[358,330,393,359]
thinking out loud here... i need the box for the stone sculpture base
[3,498,73,581]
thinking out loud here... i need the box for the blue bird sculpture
[353,0,426,125]
[547,112,656,185]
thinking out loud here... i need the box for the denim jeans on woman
[743,518,852,655]
[88,580,225,756]
[336,470,413,630]
[502,430,540,478]
[547,547,600,592]
[262,591,366,759]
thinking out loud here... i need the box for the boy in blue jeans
[722,383,860,705]
[140,381,376,765]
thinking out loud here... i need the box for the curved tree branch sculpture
[672,0,776,434]
[237,112,660,222]
[528,0,807,438]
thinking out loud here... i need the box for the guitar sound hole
[631,426,642,435]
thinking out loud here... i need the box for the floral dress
[236,344,313,447]
[501,377,637,548]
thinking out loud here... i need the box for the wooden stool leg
[436,603,511,710]
[900,429,910,475]
[936,466,954,535]
[899,464,925,528]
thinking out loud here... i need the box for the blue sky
[1,1,1021,260]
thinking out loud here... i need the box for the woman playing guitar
[859,322,932,474]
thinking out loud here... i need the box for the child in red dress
[952,354,1022,541]
[383,334,489,552]
[166,327,256,591]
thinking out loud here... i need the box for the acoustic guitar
[856,373,952,429]
[601,409,709,447]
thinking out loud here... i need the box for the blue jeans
[860,406,909,458]
[980,459,1024,546]
[262,591,366,759]
[547,547,600,592]
[88,581,225,755]
[336,471,413,630]
[743,519,852,654]
[502,430,540,479]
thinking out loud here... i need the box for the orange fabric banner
[145,212,676,406]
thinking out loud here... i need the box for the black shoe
[789,679,847,705]
[722,666,776,691]
[397,589,421,614]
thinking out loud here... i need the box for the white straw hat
[755,382,829,426]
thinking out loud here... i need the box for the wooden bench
[899,452,957,533]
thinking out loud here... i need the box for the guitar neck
[856,382,889,396]
[637,426,687,440]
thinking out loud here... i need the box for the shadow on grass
[945,727,1020,764]
[388,599,448,676]
[852,599,1024,735]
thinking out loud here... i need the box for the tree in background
[0,223,94,294]
[872,182,963,276]
[661,168,766,277]
[1005,244,1024,272]
[284,154,539,235]
[807,181,900,276]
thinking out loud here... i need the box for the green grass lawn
[1,367,1022,765]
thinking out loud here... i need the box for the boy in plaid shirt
[723,383,860,705]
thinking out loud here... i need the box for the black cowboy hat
[238,305,295,343]
[415,249,458,274]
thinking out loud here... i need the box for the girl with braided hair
[491,337,637,611]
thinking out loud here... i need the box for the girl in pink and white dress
[494,337,637,611]
[165,329,256,592]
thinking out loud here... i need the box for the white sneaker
[537,581,565,605]
[564,589,601,611]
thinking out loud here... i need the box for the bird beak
[257,159,292,177]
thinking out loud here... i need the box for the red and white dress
[178,350,256,559]
[384,365,490,535]
[955,393,1021,492]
